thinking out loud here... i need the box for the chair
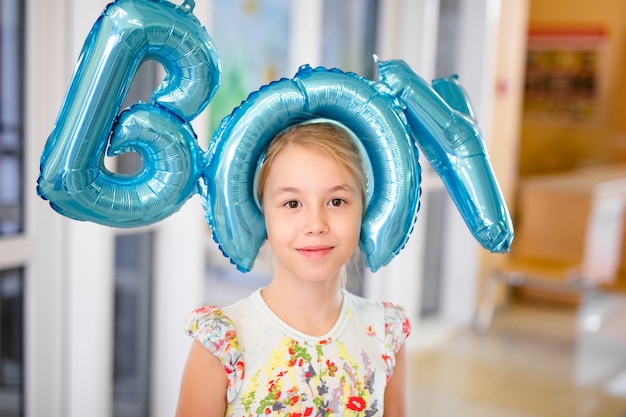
[474,165,626,334]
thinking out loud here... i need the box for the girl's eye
[285,200,300,209]
[329,198,345,207]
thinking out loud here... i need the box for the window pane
[0,154,20,235]
[113,233,154,417]
[421,189,447,317]
[0,0,25,236]
[0,267,24,417]
[321,0,378,78]
[208,0,291,132]
[435,0,461,78]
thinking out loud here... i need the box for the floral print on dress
[184,293,411,416]
[382,302,412,379]
[238,337,379,416]
[184,305,244,402]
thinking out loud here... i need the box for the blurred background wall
[520,0,626,176]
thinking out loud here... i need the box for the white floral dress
[185,289,411,417]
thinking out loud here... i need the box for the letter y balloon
[376,58,513,253]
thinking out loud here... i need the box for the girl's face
[261,144,363,285]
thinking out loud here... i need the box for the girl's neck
[261,277,344,337]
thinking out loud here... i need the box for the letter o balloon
[202,65,422,272]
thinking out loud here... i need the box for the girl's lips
[297,246,333,259]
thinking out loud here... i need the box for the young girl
[176,121,411,416]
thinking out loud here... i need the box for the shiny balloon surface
[37,0,219,227]
[203,65,421,272]
[377,58,513,253]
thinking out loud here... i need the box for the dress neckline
[252,288,352,343]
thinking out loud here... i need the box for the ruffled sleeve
[381,302,412,379]
[184,306,244,402]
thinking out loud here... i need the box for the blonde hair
[256,122,367,207]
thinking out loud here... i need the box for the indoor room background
[1,0,625,416]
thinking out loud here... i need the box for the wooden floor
[408,300,626,417]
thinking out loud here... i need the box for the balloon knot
[180,0,195,13]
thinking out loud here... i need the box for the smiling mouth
[297,246,334,259]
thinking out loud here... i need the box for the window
[111,57,160,417]
[113,233,154,417]
[321,0,378,78]
[208,0,292,132]
[0,0,25,236]
[420,189,446,317]
[0,267,24,417]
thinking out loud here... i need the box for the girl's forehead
[273,145,347,173]
[269,147,353,181]
[271,147,311,168]
[274,143,326,164]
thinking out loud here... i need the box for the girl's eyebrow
[270,186,301,198]
[329,184,358,194]
[270,184,357,198]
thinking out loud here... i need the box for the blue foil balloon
[203,65,421,272]
[376,58,513,253]
[37,0,220,227]
[431,74,476,120]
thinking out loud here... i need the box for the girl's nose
[304,206,329,235]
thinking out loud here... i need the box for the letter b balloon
[37,0,220,227]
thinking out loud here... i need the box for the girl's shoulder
[184,292,257,345]
[185,305,237,343]
[348,292,412,352]
[184,305,244,402]
[381,300,412,353]
[184,305,243,363]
